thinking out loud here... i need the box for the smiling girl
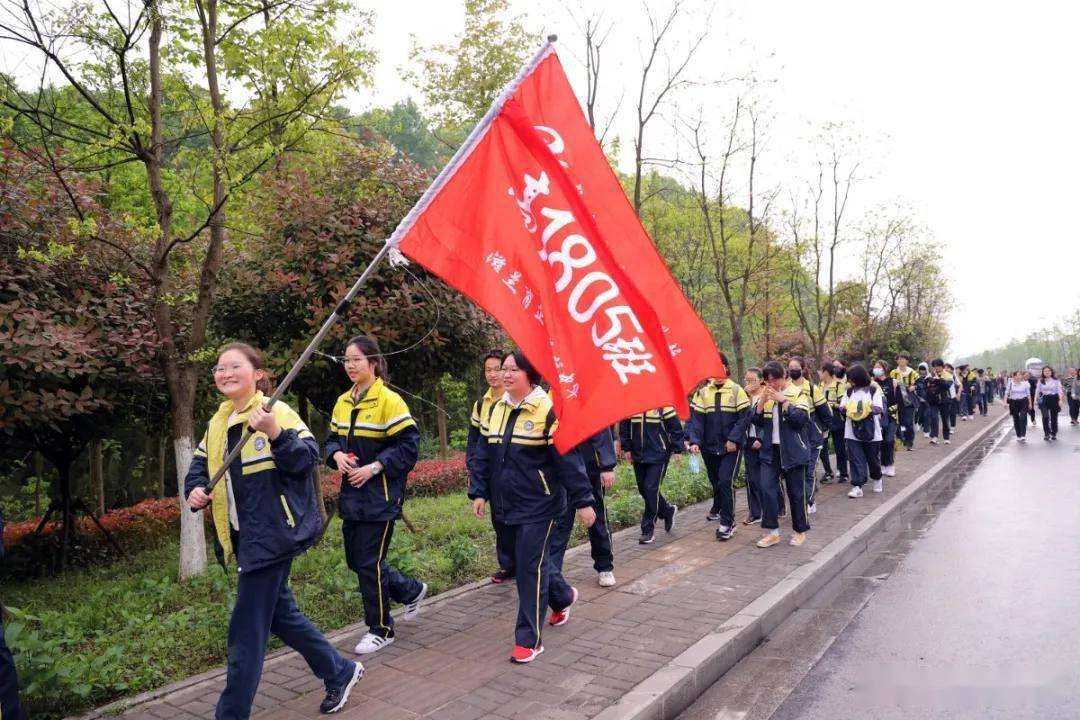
[324,335,426,656]
[185,342,361,718]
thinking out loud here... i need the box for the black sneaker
[320,661,363,714]
[837,476,849,484]
[716,525,736,541]
[491,569,513,584]
[665,505,678,533]
[706,511,721,521]
[639,531,655,544]
[820,473,834,484]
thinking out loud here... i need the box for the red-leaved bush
[320,454,468,501]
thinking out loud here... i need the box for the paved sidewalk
[94,411,1005,720]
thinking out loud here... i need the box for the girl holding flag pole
[185,343,362,719]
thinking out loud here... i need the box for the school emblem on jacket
[524,420,535,431]
[254,437,266,451]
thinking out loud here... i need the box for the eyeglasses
[342,357,367,367]
[211,363,245,377]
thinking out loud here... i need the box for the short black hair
[501,349,544,386]
[847,364,871,388]
[874,359,891,374]
[820,363,835,375]
[762,361,786,381]
[483,349,503,363]
[746,366,763,380]
[897,353,910,362]
[931,358,944,368]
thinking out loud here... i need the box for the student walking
[573,428,618,587]
[890,354,918,450]
[467,350,516,584]
[874,361,898,476]
[467,350,596,664]
[751,362,812,549]
[1006,371,1031,441]
[185,343,362,719]
[1064,368,1079,426]
[688,358,752,541]
[325,336,427,656]
[975,369,990,416]
[620,407,684,544]
[741,367,769,526]
[819,364,849,483]
[1035,366,1065,441]
[1026,371,1039,427]
[926,359,953,445]
[788,357,831,514]
[915,362,931,436]
[844,364,885,498]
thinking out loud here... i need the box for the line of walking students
[1004,366,1077,442]
[175,341,988,718]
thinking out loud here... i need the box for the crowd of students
[3,339,1055,720]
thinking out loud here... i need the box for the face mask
[873,368,884,378]
[788,368,802,380]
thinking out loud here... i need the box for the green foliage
[358,99,447,169]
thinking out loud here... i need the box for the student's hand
[769,388,787,404]
[688,444,701,454]
[724,440,738,453]
[752,440,762,450]
[577,506,597,528]
[600,471,615,490]
[249,405,280,440]
[346,464,376,487]
[622,450,633,463]
[188,486,213,510]
[472,497,487,518]
[334,452,358,471]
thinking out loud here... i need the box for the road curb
[593,413,1010,720]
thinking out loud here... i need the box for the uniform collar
[215,391,267,428]
[350,377,384,406]
[503,385,546,410]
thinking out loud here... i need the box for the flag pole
[200,35,560,497]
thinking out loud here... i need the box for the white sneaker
[848,486,863,498]
[929,438,938,445]
[807,503,817,515]
[403,582,427,620]
[872,479,883,493]
[354,632,394,655]
[882,465,896,477]
[944,439,951,445]
[923,432,930,439]
[598,571,616,587]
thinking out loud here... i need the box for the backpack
[925,377,946,405]
[845,386,878,442]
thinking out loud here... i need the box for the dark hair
[482,349,503,364]
[846,364,871,389]
[787,356,805,370]
[219,342,272,394]
[762,361,786,381]
[746,366,763,380]
[1041,365,1057,379]
[502,349,543,387]
[897,353,910,362]
[820,363,835,375]
[345,335,388,379]
[977,368,985,375]
[931,358,944,368]
[719,351,730,369]
[874,359,890,373]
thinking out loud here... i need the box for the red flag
[393,42,725,451]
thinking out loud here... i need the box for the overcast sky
[4,0,1076,358]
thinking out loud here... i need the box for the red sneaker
[510,645,544,664]
[549,587,579,626]
[491,569,513,584]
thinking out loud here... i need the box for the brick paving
[98,411,1005,720]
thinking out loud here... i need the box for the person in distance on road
[688,352,752,541]
[620,404,685,545]
[975,369,990,416]
[1005,370,1031,442]
[1065,367,1080,426]
[325,335,428,656]
[467,349,596,664]
[1026,370,1039,428]
[1035,366,1065,441]
[844,364,885,498]
[751,362,812,548]
[467,349,516,585]
[186,343,362,718]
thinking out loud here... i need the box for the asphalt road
[679,412,1080,720]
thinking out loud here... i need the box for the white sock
[770,528,780,537]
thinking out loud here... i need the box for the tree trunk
[436,384,449,460]
[171,381,207,580]
[59,460,73,572]
[732,327,745,379]
[90,438,105,516]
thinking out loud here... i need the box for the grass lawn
[4,460,719,718]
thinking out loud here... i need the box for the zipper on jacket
[538,469,551,495]
[279,494,296,528]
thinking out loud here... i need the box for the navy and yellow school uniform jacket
[792,379,832,447]
[687,379,752,454]
[467,387,593,525]
[579,427,617,477]
[619,407,685,465]
[750,384,811,470]
[184,393,321,574]
[324,378,420,523]
[466,387,497,473]
[824,378,848,432]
